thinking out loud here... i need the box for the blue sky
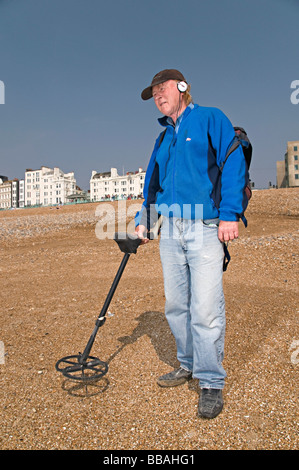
[0,0,298,190]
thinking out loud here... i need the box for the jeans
[159,216,226,389]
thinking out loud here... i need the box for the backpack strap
[223,242,231,272]
[158,129,167,147]
[219,137,240,172]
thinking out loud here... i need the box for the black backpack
[222,127,252,170]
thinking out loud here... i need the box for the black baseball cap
[141,69,187,100]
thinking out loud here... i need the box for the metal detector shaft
[79,220,163,362]
[80,252,130,363]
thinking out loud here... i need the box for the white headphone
[177,81,188,93]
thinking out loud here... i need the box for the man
[135,69,248,419]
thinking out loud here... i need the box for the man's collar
[158,103,194,128]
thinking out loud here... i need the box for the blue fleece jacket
[135,104,248,229]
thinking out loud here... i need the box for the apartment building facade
[0,177,20,209]
[25,166,76,206]
[0,179,12,209]
[19,179,25,207]
[277,140,299,188]
[90,167,145,201]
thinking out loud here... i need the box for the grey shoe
[198,388,223,419]
[157,367,192,387]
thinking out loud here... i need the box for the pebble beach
[0,188,298,450]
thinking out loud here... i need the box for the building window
[294,155,298,161]
[294,146,298,151]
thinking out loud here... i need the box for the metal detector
[55,221,161,383]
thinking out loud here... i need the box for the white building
[19,179,25,208]
[0,178,21,209]
[0,179,12,209]
[90,167,145,201]
[25,166,76,207]
[11,180,20,208]
[277,141,299,188]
